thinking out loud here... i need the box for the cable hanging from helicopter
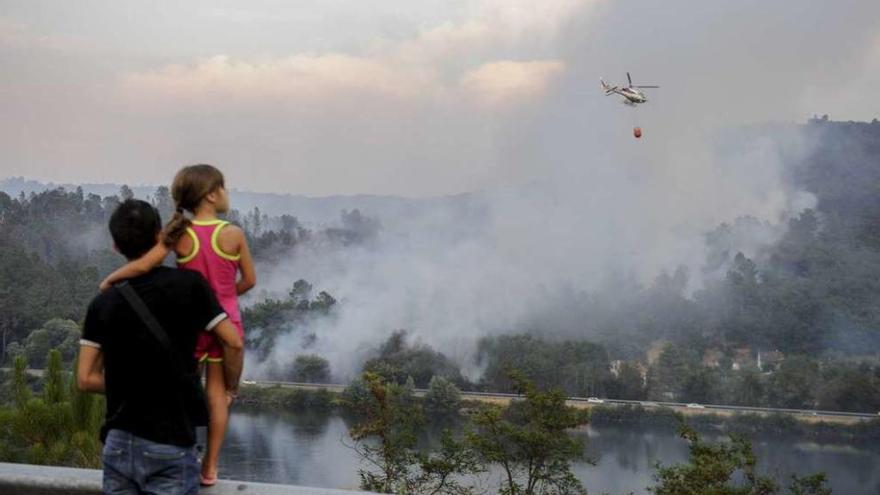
[600,72,658,139]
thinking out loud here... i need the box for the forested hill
[0,184,374,361]
[1,119,880,410]
[757,118,880,353]
[795,118,880,247]
[591,118,880,358]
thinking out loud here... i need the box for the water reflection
[218,410,880,494]
[219,410,362,489]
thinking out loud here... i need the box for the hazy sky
[1,0,878,196]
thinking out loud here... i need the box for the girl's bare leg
[202,361,228,480]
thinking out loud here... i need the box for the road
[243,379,880,425]
[5,368,875,425]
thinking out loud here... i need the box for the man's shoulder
[87,287,122,315]
[149,268,214,305]
[150,267,207,288]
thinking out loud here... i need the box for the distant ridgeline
[0,176,469,227]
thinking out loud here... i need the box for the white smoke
[238,0,880,379]
[248,127,816,380]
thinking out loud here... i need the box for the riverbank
[237,384,880,445]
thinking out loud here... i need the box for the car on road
[640,401,658,407]
[586,397,605,404]
[686,403,705,409]
[242,380,257,385]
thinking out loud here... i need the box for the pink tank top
[177,219,241,323]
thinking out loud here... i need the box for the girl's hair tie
[176,206,184,214]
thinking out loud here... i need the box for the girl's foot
[200,472,218,487]
[200,469,217,486]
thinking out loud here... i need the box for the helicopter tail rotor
[600,78,616,94]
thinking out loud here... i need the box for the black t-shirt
[82,267,227,447]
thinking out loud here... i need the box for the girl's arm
[235,231,256,295]
[99,242,171,292]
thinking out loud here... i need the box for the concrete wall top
[0,462,370,495]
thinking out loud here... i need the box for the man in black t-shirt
[78,199,243,495]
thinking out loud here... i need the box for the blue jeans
[102,429,200,495]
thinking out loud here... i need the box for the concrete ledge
[0,463,367,495]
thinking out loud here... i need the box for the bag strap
[115,280,208,429]
[116,281,184,372]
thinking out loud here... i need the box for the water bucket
[633,127,642,138]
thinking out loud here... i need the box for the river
[216,410,880,494]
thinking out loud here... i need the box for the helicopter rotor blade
[634,85,659,88]
[627,72,632,87]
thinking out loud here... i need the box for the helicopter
[600,72,658,106]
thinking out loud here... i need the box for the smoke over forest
[222,0,879,379]
[1,0,879,399]
[240,119,876,383]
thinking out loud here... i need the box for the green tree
[788,474,831,495]
[650,424,778,495]
[4,342,24,366]
[424,376,462,418]
[344,372,423,493]
[43,349,66,405]
[24,319,80,368]
[414,431,483,495]
[612,362,646,400]
[816,365,880,413]
[344,372,481,495]
[290,354,331,383]
[650,424,831,495]
[13,355,30,408]
[364,331,466,388]
[289,279,313,303]
[119,184,134,201]
[152,186,174,219]
[477,335,610,396]
[0,350,103,468]
[466,372,591,495]
[767,356,819,409]
[682,369,720,404]
[730,369,767,407]
[648,344,699,401]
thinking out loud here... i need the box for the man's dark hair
[109,199,162,260]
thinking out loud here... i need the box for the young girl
[100,164,256,486]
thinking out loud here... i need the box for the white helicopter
[600,72,658,106]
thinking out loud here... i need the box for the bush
[290,354,331,383]
[0,351,103,468]
[237,384,334,411]
[424,376,461,418]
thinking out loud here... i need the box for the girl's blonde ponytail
[162,206,191,247]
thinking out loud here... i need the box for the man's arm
[213,319,243,394]
[77,345,105,393]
